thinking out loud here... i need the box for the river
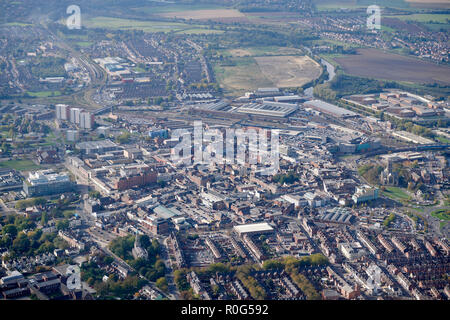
[304,58,336,97]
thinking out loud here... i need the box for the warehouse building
[233,222,274,236]
[191,99,231,112]
[304,100,358,118]
[236,102,298,117]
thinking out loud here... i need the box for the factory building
[236,101,298,117]
[233,222,274,237]
[304,100,358,118]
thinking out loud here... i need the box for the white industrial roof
[233,222,274,234]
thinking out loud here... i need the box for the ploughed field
[334,48,450,85]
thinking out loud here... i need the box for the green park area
[388,14,450,23]
[130,3,225,15]
[26,91,62,98]
[213,56,274,96]
[82,16,221,34]
[0,159,40,171]
[382,186,411,201]
[431,209,450,221]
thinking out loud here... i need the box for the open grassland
[315,0,449,10]
[213,57,274,96]
[3,22,32,26]
[242,11,302,25]
[133,4,250,23]
[382,17,427,32]
[405,0,450,8]
[255,55,322,88]
[26,90,62,97]
[74,41,94,47]
[130,3,225,15]
[382,186,411,201]
[0,159,40,171]
[387,13,450,23]
[174,28,224,35]
[334,48,450,85]
[223,46,304,57]
[82,16,220,34]
[314,0,411,9]
[159,9,245,20]
[431,209,450,221]
[213,52,322,95]
[314,0,366,10]
[314,0,450,11]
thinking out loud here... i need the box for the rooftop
[233,222,274,234]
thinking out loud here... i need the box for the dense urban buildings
[0,0,449,305]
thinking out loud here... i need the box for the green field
[130,3,225,15]
[63,34,89,40]
[431,209,450,221]
[82,16,218,34]
[75,41,94,47]
[213,56,274,96]
[382,186,411,201]
[174,28,224,35]
[308,39,360,48]
[424,23,450,31]
[26,91,62,97]
[0,159,40,171]
[388,14,450,23]
[214,49,321,96]
[435,136,450,144]
[315,0,411,10]
[316,2,365,11]
[133,66,147,73]
[3,22,32,27]
[219,46,304,58]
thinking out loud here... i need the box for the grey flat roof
[233,222,274,234]
[76,139,118,149]
[236,102,298,117]
[305,100,358,117]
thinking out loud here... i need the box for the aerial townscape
[0,0,449,303]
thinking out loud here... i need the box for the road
[161,237,180,299]
[0,198,17,216]
[421,205,449,238]
[35,17,107,110]
[94,238,172,300]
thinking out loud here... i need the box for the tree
[116,132,131,144]
[56,219,70,231]
[41,212,48,226]
[2,224,18,238]
[262,259,284,270]
[89,190,101,199]
[156,277,168,293]
[174,270,190,292]
[12,233,30,254]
